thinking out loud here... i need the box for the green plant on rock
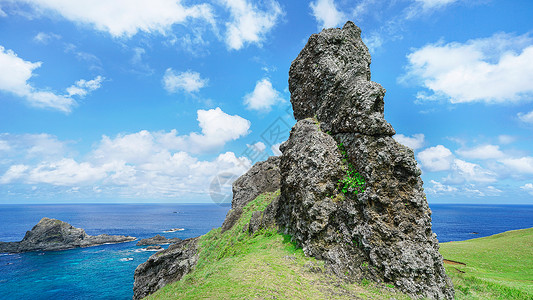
[337,142,366,195]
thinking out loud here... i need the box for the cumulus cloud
[0,133,69,161]
[449,159,497,183]
[0,109,252,199]
[518,110,533,124]
[93,108,250,156]
[426,180,457,194]
[243,78,284,112]
[456,144,505,160]
[521,183,533,195]
[310,0,345,29]
[163,69,208,93]
[403,32,533,104]
[394,133,425,150]
[222,0,282,50]
[499,157,533,174]
[66,76,104,97]
[417,145,454,172]
[16,0,215,38]
[0,46,102,112]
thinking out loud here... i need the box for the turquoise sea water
[0,203,532,299]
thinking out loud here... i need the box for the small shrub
[337,142,366,195]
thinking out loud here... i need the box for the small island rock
[0,217,136,253]
[136,235,182,246]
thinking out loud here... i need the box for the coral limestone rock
[221,156,281,232]
[278,21,453,299]
[133,238,199,300]
[0,217,136,253]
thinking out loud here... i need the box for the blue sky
[0,0,532,204]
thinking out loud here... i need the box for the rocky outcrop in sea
[133,21,454,300]
[0,217,136,253]
[136,235,182,246]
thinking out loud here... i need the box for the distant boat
[163,228,184,233]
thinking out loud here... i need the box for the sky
[0,0,532,204]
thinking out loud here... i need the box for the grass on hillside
[147,191,410,300]
[440,227,533,300]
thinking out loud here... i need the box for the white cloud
[521,183,533,195]
[67,76,104,97]
[247,141,266,152]
[456,144,505,160]
[498,135,516,144]
[163,69,208,93]
[417,145,454,172]
[414,0,458,10]
[223,0,282,50]
[0,165,29,184]
[27,159,108,186]
[0,46,102,112]
[271,143,282,156]
[17,0,215,38]
[33,32,61,44]
[499,157,533,174]
[363,33,384,54]
[0,133,69,160]
[426,180,457,194]
[450,159,496,183]
[92,108,250,156]
[0,113,253,198]
[518,110,533,124]
[394,133,425,150]
[404,33,533,104]
[243,78,284,112]
[310,0,345,29]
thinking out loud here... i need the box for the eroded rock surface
[0,217,136,253]
[277,21,453,299]
[133,237,199,300]
[136,235,182,246]
[221,156,281,232]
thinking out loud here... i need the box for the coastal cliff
[0,217,136,253]
[133,21,453,299]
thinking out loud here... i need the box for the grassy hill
[144,192,532,299]
[440,227,533,299]
[146,191,410,300]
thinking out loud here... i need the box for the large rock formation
[0,217,136,253]
[133,237,199,300]
[276,21,453,299]
[132,21,453,300]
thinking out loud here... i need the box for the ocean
[0,203,532,299]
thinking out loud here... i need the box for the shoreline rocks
[0,217,136,253]
[136,235,182,246]
[133,237,199,300]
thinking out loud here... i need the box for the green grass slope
[147,191,410,300]
[440,227,533,299]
